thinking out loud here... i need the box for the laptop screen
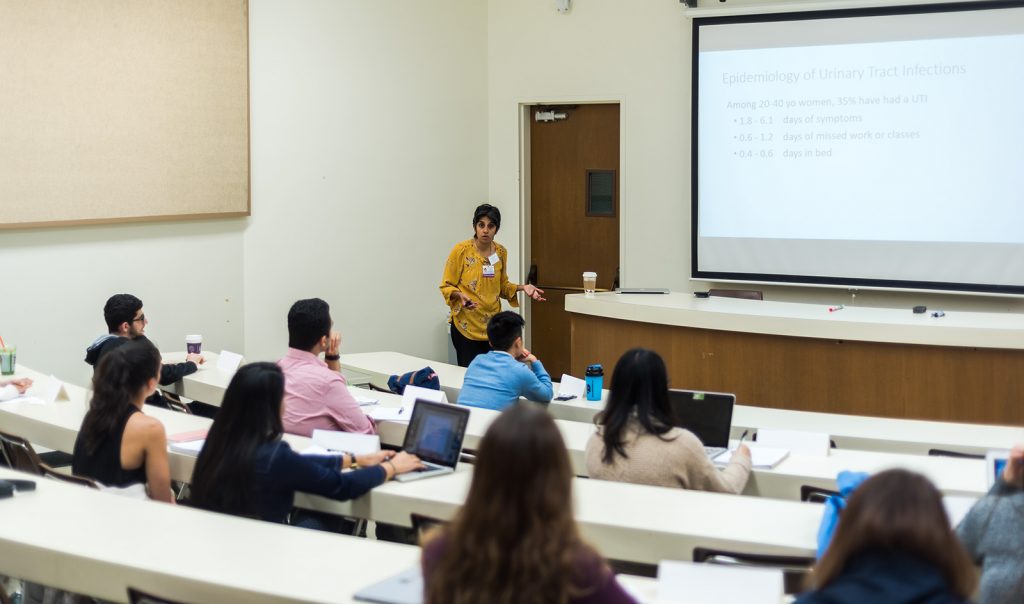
[402,400,469,467]
[666,389,735,448]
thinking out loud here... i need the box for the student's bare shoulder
[126,413,167,440]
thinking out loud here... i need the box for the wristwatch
[324,353,341,361]
[343,451,358,469]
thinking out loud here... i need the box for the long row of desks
[162,350,1024,456]
[6,366,993,500]
[0,365,823,567]
[333,351,1024,456]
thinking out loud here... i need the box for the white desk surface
[2,365,993,500]
[339,350,610,423]
[340,351,1024,455]
[299,467,822,564]
[564,291,1024,350]
[0,466,421,604]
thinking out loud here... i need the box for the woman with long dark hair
[799,469,976,603]
[72,338,173,502]
[585,348,751,494]
[190,362,422,523]
[422,403,634,604]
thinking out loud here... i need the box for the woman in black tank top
[72,339,171,500]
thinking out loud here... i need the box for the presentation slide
[693,4,1024,293]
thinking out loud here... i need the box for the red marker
[828,305,845,312]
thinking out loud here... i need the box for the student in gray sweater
[956,445,1024,604]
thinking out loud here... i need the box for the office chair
[928,448,984,460]
[800,484,839,503]
[0,431,45,475]
[127,587,188,604]
[39,464,99,489]
[693,547,814,594]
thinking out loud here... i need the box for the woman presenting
[441,204,545,367]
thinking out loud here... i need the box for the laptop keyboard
[704,446,727,459]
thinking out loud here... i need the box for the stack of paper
[169,439,205,456]
[311,430,381,455]
[716,445,789,469]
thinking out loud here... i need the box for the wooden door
[528,103,620,378]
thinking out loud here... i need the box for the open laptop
[394,399,470,482]
[666,389,736,460]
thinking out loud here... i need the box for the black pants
[450,325,490,367]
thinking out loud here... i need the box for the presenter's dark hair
[190,362,285,518]
[808,469,976,598]
[472,203,501,231]
[423,403,605,604]
[80,338,161,455]
[486,311,524,351]
[595,348,677,465]
[103,293,143,332]
[287,298,332,351]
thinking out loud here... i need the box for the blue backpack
[387,367,440,395]
[816,470,870,558]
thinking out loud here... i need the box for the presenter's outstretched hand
[523,284,546,302]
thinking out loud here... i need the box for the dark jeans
[450,325,490,367]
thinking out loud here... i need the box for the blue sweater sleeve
[521,360,553,403]
[276,448,387,502]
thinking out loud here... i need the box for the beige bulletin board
[0,0,250,229]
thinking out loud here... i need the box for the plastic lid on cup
[186,335,202,343]
[582,271,597,278]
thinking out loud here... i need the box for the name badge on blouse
[482,263,496,278]
[488,253,500,266]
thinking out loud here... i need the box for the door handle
[527,264,538,285]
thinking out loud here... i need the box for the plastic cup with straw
[0,335,15,376]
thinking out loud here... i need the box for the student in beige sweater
[585,348,752,494]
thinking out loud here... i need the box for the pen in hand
[737,429,749,448]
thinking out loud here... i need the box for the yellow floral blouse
[440,239,520,341]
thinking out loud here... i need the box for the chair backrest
[410,513,447,544]
[692,547,814,595]
[366,382,392,393]
[160,392,193,415]
[800,484,839,503]
[127,587,187,604]
[40,463,99,489]
[928,448,985,460]
[708,289,764,301]
[0,430,45,475]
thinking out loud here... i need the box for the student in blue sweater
[457,311,553,411]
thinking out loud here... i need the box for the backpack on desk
[387,367,440,395]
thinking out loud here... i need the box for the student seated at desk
[279,298,376,437]
[585,348,751,494]
[798,469,976,604]
[421,403,634,604]
[956,444,1024,604]
[456,311,553,411]
[189,363,423,526]
[72,339,173,502]
[84,293,210,415]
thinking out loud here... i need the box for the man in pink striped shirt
[278,298,377,437]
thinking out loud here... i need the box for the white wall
[487,0,1024,314]
[244,0,489,364]
[0,220,245,387]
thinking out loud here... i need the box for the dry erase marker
[828,305,844,312]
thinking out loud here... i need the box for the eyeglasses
[132,314,146,323]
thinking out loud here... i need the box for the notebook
[394,399,470,483]
[667,388,736,460]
